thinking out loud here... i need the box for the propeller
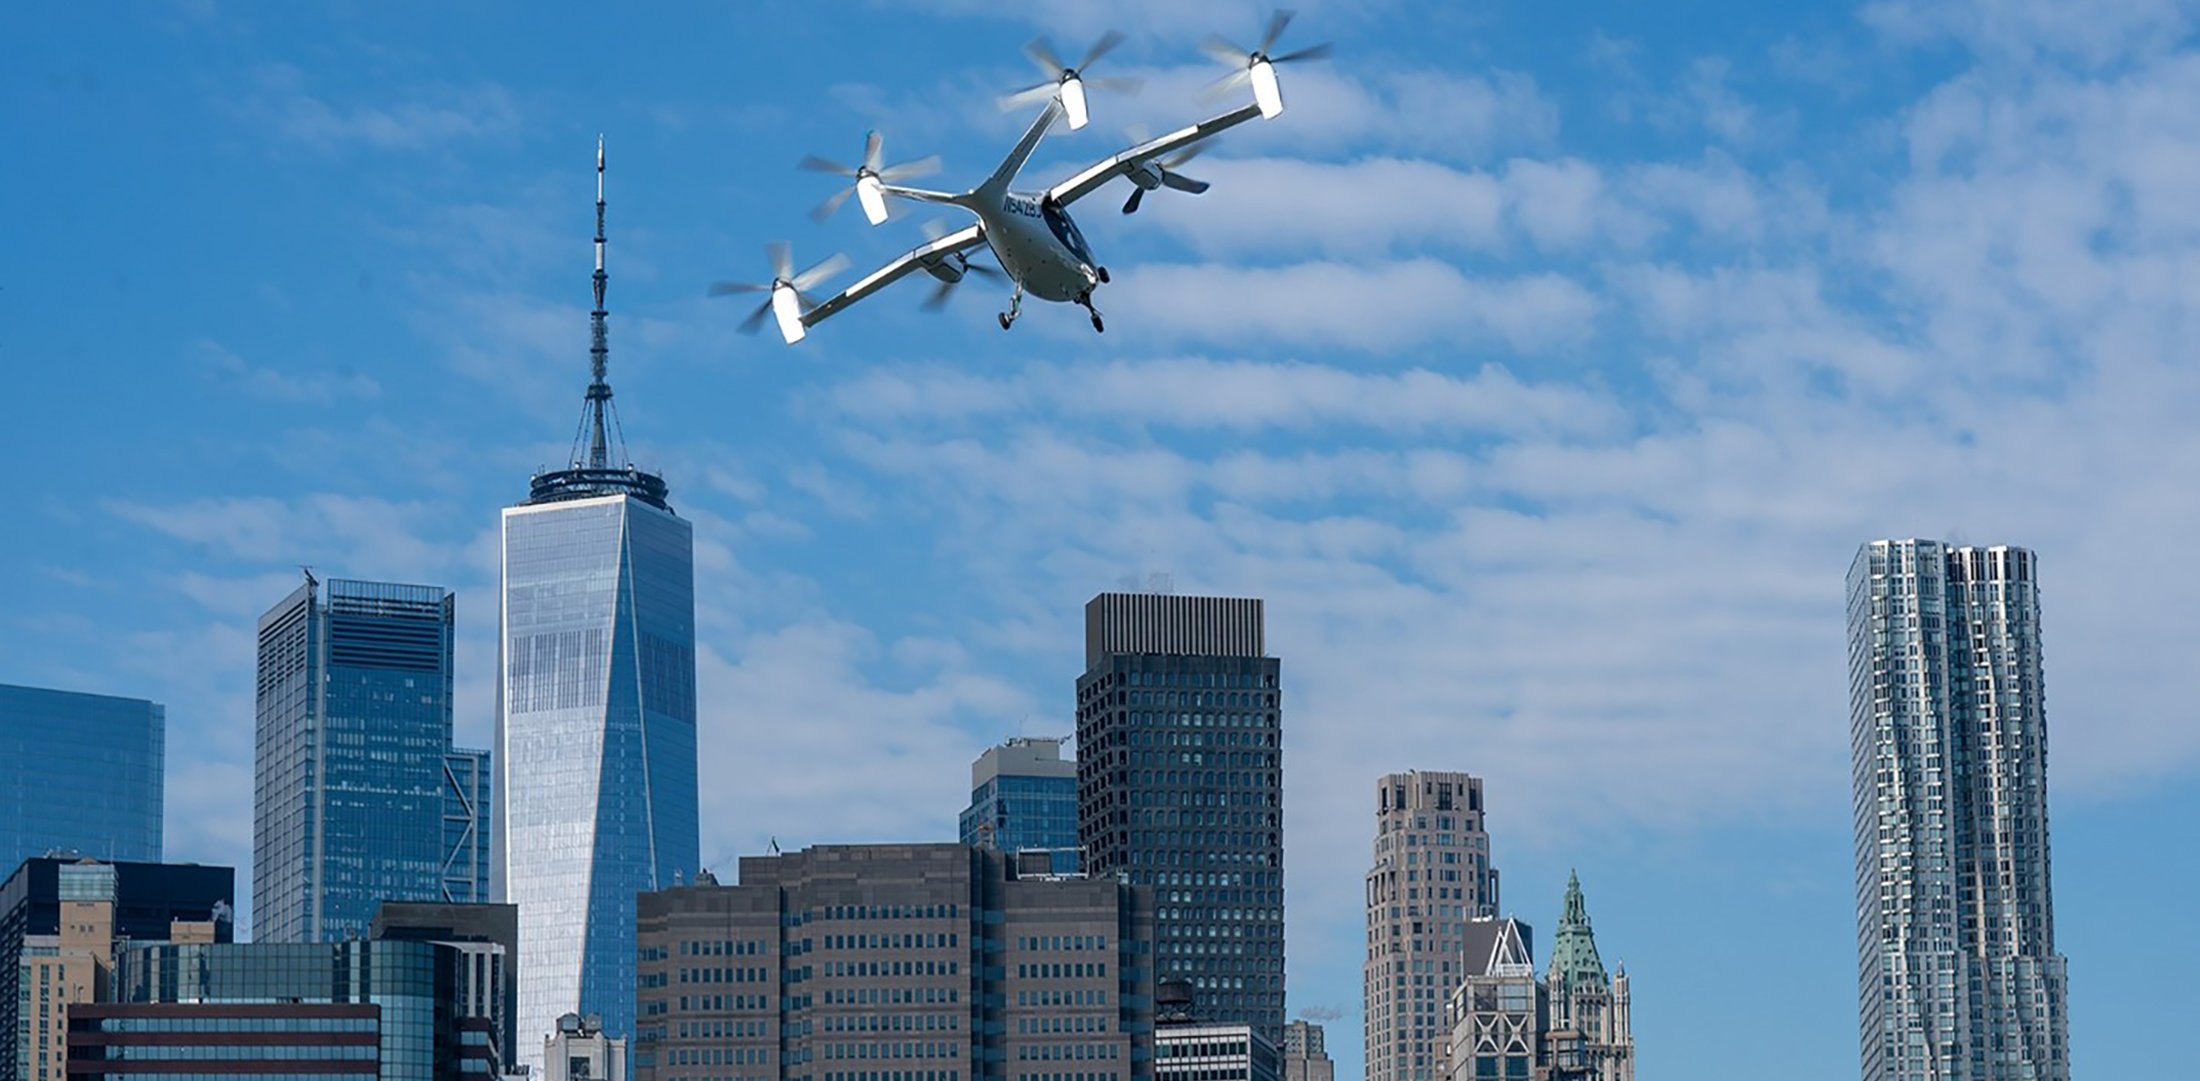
[708,241,849,344]
[917,220,1006,310]
[799,132,940,226]
[1201,9,1333,119]
[1123,139,1214,214]
[998,30,1143,130]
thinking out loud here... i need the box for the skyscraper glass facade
[961,737,1081,875]
[497,490,698,1064]
[254,577,491,944]
[1847,540,2069,1081]
[1076,593,1284,1045]
[90,938,503,1080]
[0,683,164,869]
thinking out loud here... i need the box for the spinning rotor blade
[1201,10,1332,114]
[710,243,847,342]
[790,253,851,294]
[921,260,1004,311]
[1074,29,1125,71]
[1025,36,1067,77]
[1122,141,1216,213]
[737,299,773,334]
[1002,29,1134,129]
[800,133,937,224]
[1273,41,1334,63]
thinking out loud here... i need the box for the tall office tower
[1364,771,1498,1081]
[1281,1020,1333,1081]
[1,856,236,1080]
[0,683,164,868]
[497,140,699,1068]
[1075,592,1284,1043]
[961,736,1082,874]
[254,574,491,943]
[1544,874,1632,1081]
[631,843,1156,1081]
[1847,541,2070,1081]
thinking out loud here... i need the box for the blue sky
[9,1,2200,1076]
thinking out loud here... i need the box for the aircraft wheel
[1097,266,1111,284]
[1091,313,1105,333]
[998,313,1013,331]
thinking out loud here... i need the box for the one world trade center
[495,139,699,1071]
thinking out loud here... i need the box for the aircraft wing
[802,222,988,329]
[1046,102,1263,208]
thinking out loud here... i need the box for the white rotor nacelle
[857,174,889,226]
[1249,60,1282,119]
[771,284,807,344]
[1060,76,1091,130]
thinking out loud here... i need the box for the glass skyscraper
[960,736,1081,874]
[253,576,491,944]
[1847,540,2070,1081]
[495,138,699,1069]
[1075,592,1285,1044]
[0,683,164,869]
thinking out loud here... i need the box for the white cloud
[196,340,380,403]
[823,356,1625,438]
[241,64,520,151]
[1863,0,2194,66]
[1098,259,1599,351]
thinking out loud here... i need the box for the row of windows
[684,940,768,957]
[820,905,959,922]
[1016,989,1106,1008]
[825,960,960,978]
[1016,1043,1119,1062]
[1015,962,1105,979]
[1015,935,1108,952]
[1017,1016,1109,1034]
[826,933,959,950]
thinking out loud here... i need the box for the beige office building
[1364,772,1498,1081]
[634,843,1156,1081]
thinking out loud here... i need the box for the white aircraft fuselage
[971,190,1097,303]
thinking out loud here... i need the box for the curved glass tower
[495,139,699,1071]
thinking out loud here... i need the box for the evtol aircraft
[712,12,1331,341]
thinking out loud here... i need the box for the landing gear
[998,283,1025,331]
[1096,266,1111,284]
[1077,290,1105,334]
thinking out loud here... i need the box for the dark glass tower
[494,139,698,1068]
[1075,592,1284,1043]
[254,576,490,944]
[0,683,164,869]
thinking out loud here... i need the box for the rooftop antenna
[571,135,626,471]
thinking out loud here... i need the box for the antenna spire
[578,134,619,470]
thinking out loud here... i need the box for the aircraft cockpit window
[1042,199,1093,264]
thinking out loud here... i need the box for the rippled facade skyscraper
[495,140,699,1071]
[1847,541,2069,1081]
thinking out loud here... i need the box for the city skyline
[11,5,2200,1080]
